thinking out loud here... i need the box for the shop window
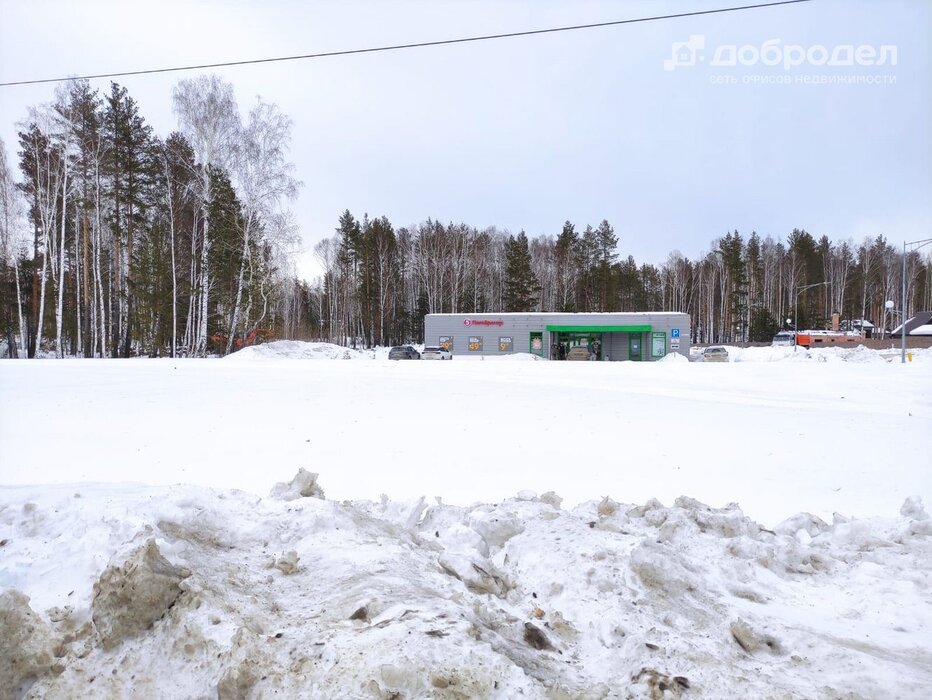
[651,332,667,358]
[529,332,544,356]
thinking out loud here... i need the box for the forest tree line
[2,78,931,356]
[309,215,932,347]
[0,75,300,358]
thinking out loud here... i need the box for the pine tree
[206,166,246,347]
[554,221,577,311]
[503,231,539,311]
[749,308,779,342]
[104,82,156,357]
[595,219,618,311]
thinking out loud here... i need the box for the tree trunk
[226,219,251,356]
[55,166,67,358]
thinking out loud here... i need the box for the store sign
[468,336,483,351]
[499,336,513,352]
[464,319,503,327]
[439,336,453,351]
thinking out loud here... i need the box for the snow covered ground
[1,342,931,698]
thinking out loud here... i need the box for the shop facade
[424,312,690,361]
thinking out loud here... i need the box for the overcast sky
[1,0,929,280]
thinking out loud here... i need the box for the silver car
[702,346,729,362]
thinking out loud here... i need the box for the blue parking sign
[671,328,680,338]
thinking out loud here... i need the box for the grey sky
[1,0,929,280]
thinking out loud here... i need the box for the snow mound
[2,482,930,698]
[698,344,932,364]
[91,536,191,650]
[0,590,56,698]
[269,469,325,501]
[658,351,689,362]
[226,341,376,360]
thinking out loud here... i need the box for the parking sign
[671,328,680,339]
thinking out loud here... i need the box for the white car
[421,346,453,360]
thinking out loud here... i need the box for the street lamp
[884,300,901,341]
[793,282,830,352]
[901,238,932,363]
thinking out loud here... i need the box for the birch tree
[225,99,299,354]
[0,139,27,356]
[172,75,239,356]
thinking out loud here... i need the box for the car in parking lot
[388,345,420,360]
[421,346,452,360]
[702,346,729,362]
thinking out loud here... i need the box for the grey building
[424,312,690,361]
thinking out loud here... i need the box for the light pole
[901,238,932,363]
[884,300,901,341]
[793,281,830,352]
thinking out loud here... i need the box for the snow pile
[221,339,932,365]
[696,344,932,364]
[226,340,377,361]
[658,350,689,363]
[2,477,930,698]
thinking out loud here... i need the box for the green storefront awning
[545,325,651,332]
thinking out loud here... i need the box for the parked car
[771,331,795,347]
[421,346,452,360]
[702,346,729,362]
[388,345,420,360]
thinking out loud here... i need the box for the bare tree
[172,75,240,356]
[0,139,27,356]
[225,99,299,354]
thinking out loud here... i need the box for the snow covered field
[2,343,931,698]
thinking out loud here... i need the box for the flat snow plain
[1,342,931,698]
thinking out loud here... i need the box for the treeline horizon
[2,78,931,357]
[305,212,932,347]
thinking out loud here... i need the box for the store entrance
[553,332,602,360]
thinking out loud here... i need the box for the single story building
[424,312,691,361]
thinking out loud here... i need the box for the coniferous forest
[1,76,930,357]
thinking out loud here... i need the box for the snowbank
[2,477,930,698]
[225,341,378,361]
[693,344,932,364]
[223,340,932,365]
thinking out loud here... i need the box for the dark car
[388,345,420,360]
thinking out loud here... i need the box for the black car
[388,345,420,360]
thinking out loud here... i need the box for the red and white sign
[463,319,503,327]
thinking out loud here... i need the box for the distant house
[890,311,932,338]
[841,319,875,338]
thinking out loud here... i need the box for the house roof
[891,311,932,337]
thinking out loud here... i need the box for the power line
[0,0,812,88]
